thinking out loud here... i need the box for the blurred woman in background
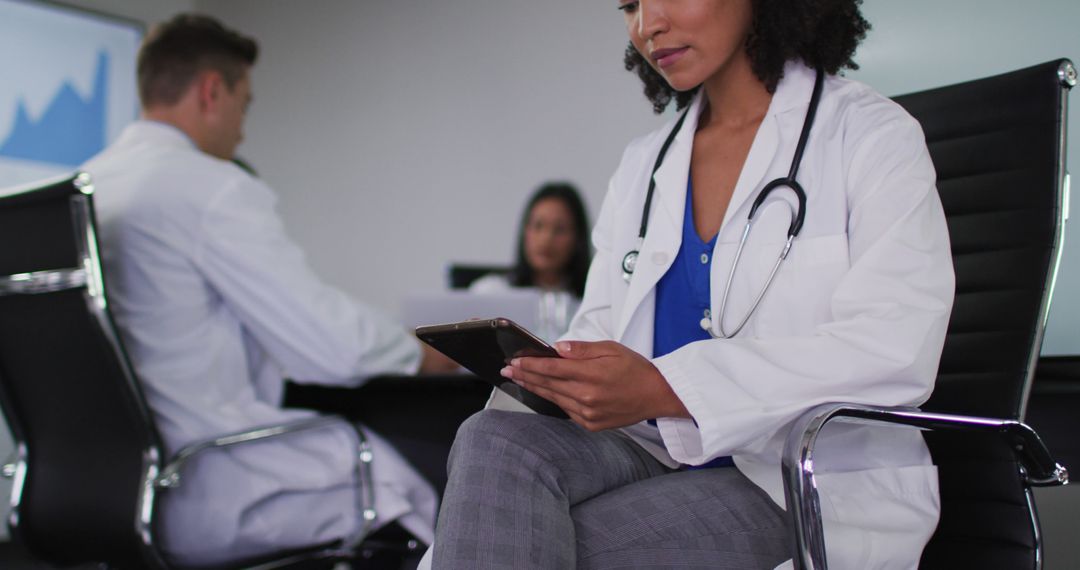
[470,182,591,298]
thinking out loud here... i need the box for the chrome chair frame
[154,415,378,551]
[782,403,1069,570]
[0,173,378,569]
[781,59,1076,570]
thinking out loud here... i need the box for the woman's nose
[635,0,670,42]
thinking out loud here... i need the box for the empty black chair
[446,263,511,289]
[782,59,1074,569]
[0,174,381,569]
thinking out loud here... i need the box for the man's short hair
[137,13,258,108]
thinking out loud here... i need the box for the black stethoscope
[621,68,825,338]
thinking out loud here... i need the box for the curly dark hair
[624,0,870,113]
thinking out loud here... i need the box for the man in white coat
[82,13,454,566]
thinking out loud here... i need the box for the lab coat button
[652,252,668,265]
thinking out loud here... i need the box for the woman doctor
[429,0,953,568]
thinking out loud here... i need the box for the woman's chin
[669,78,704,95]
[662,74,702,95]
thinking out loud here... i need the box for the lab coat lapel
[718,115,780,237]
[614,96,704,342]
[717,62,817,239]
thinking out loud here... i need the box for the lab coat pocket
[750,233,850,336]
[815,464,940,570]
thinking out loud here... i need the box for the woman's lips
[651,46,688,69]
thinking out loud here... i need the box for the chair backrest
[0,174,166,568]
[446,263,511,289]
[891,60,1074,569]
[895,59,1073,421]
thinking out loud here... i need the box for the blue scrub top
[653,178,734,469]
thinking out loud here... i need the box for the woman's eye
[617,1,639,13]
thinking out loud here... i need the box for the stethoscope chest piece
[621,250,639,283]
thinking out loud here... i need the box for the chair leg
[349,522,423,570]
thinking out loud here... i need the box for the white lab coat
[488,63,954,569]
[82,121,437,566]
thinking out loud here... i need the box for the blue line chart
[0,51,109,167]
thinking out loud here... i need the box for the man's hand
[501,340,690,431]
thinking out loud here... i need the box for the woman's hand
[502,340,691,431]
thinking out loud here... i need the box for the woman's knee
[454,410,529,449]
[448,410,568,474]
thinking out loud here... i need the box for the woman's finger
[553,340,624,360]
[502,365,581,401]
[511,376,589,421]
[512,355,586,379]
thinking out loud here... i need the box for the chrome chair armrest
[154,414,379,557]
[155,416,358,489]
[782,402,1070,570]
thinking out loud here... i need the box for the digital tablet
[415,318,568,418]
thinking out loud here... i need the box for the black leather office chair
[446,264,511,289]
[0,174,385,569]
[782,59,1075,569]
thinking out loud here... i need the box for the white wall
[192,0,664,323]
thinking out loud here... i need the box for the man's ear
[196,70,224,114]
